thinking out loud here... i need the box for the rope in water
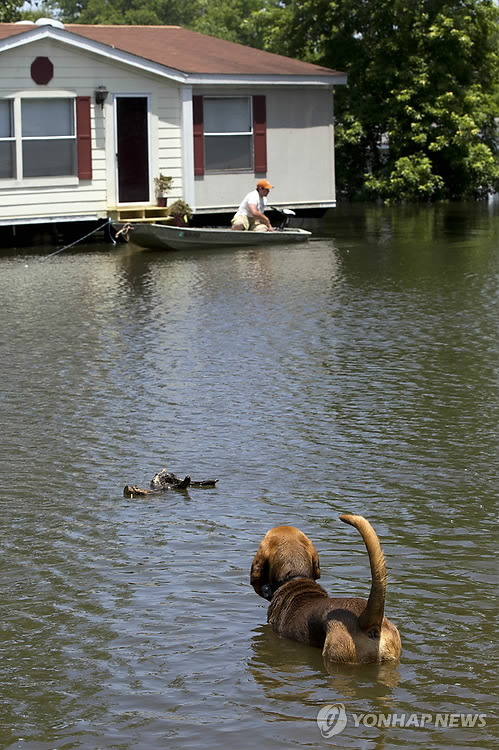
[34,218,115,263]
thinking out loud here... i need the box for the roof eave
[187,73,348,87]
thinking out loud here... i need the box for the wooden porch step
[108,206,172,223]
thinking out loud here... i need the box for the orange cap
[257,179,274,190]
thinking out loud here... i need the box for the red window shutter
[253,95,267,173]
[193,95,204,176]
[76,96,92,180]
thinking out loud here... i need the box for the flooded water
[0,202,497,750]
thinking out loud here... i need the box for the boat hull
[128,223,312,251]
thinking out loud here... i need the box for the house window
[204,97,253,171]
[0,100,15,179]
[0,97,85,180]
[21,99,76,177]
[193,95,267,176]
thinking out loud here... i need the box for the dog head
[250,525,321,600]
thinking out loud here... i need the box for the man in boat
[231,179,274,232]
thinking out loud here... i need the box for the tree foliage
[37,0,201,25]
[0,0,23,22]
[245,0,499,200]
[192,0,266,47]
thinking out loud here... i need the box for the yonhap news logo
[316,704,488,738]
[316,704,348,738]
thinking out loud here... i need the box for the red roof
[0,23,343,77]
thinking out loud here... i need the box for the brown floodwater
[0,201,497,749]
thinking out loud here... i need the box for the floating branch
[123,469,218,498]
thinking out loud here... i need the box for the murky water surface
[1,202,497,749]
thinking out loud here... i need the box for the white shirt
[235,189,267,217]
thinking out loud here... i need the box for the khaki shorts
[231,214,268,232]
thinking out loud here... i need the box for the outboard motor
[271,207,296,230]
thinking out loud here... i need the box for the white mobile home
[0,20,346,230]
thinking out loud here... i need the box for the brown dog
[250,514,401,664]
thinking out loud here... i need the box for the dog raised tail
[339,514,387,636]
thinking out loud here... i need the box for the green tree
[0,0,22,22]
[50,0,202,25]
[191,0,266,47]
[247,0,499,201]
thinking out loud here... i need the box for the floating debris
[123,469,218,498]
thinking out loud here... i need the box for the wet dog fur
[250,515,401,664]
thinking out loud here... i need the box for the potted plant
[154,174,173,206]
[168,199,193,226]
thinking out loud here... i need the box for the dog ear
[312,547,321,580]
[250,544,269,598]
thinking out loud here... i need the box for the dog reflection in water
[250,515,401,664]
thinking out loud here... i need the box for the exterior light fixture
[94,86,109,108]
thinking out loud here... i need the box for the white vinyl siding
[193,87,336,212]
